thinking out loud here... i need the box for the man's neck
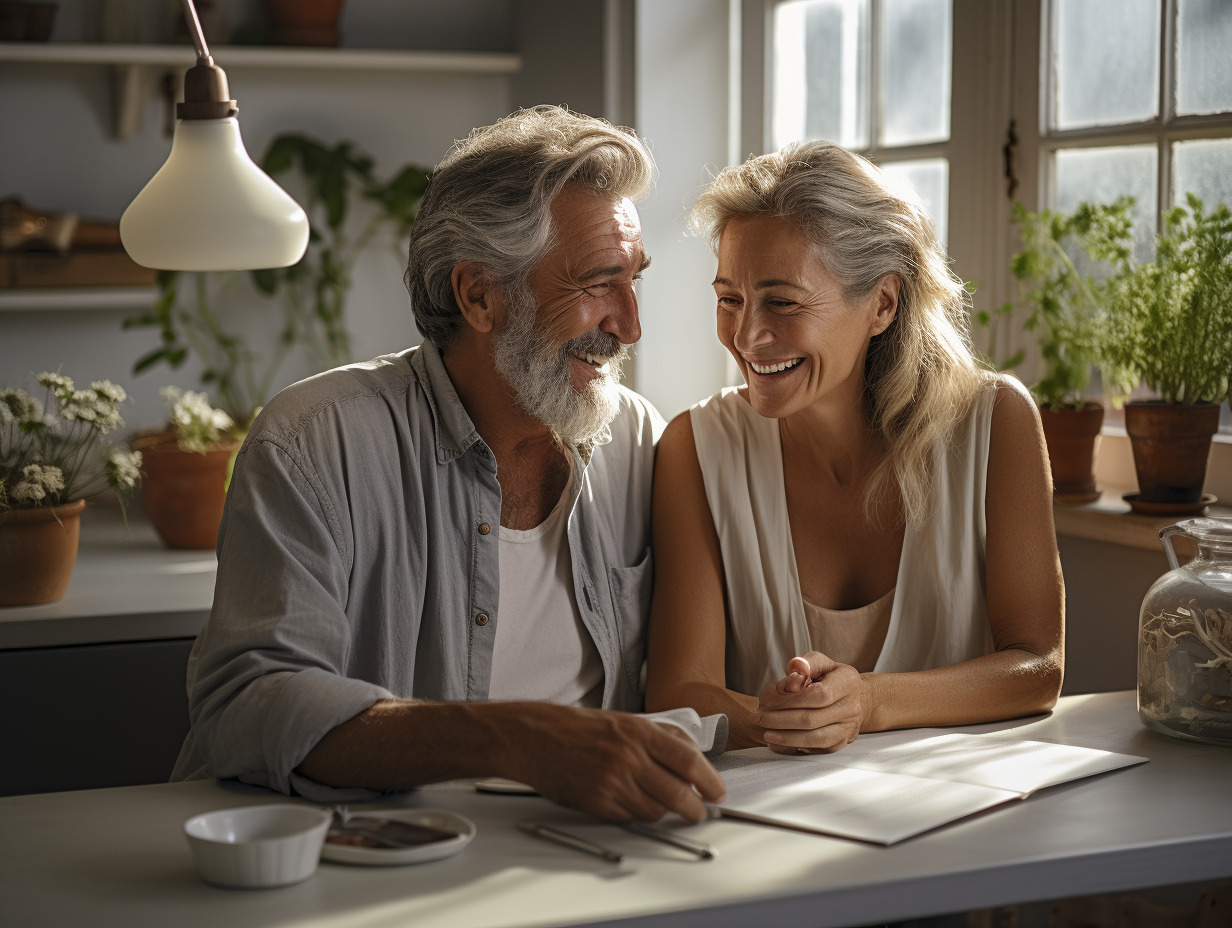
[441,338,572,530]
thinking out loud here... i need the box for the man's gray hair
[405,105,657,349]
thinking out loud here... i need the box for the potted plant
[131,387,239,550]
[123,133,429,429]
[0,373,141,605]
[1100,194,1232,513]
[981,199,1136,502]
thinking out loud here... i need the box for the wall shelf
[0,288,157,312]
[0,42,521,74]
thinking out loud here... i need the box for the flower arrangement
[160,386,237,452]
[0,372,141,511]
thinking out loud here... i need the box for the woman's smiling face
[713,215,897,420]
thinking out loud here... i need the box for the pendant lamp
[120,0,309,271]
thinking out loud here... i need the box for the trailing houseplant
[0,372,141,605]
[1099,194,1232,509]
[981,198,1136,501]
[123,133,430,427]
[131,387,240,550]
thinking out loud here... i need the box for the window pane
[881,158,948,247]
[1177,0,1232,116]
[1174,138,1232,214]
[882,0,951,146]
[772,0,869,150]
[1054,146,1158,262]
[1053,0,1160,129]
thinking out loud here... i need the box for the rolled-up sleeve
[177,434,392,799]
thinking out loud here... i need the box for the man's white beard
[493,283,630,445]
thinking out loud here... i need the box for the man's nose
[604,283,641,345]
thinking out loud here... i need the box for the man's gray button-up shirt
[172,340,665,799]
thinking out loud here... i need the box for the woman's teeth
[749,358,803,375]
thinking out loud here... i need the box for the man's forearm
[296,698,523,789]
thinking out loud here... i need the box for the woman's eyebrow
[712,276,802,289]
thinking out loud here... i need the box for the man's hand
[748,651,869,754]
[504,704,727,823]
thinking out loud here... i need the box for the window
[1044,0,1232,257]
[1036,0,1232,432]
[769,0,953,244]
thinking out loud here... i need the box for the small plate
[1123,492,1217,516]
[320,809,476,866]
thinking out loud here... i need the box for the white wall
[630,0,734,419]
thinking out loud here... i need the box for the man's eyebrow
[578,254,653,283]
[712,276,801,289]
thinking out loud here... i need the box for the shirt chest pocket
[606,547,653,694]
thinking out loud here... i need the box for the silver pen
[623,822,716,860]
[516,821,625,863]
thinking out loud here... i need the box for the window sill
[1053,490,1232,552]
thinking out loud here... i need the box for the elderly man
[172,106,726,823]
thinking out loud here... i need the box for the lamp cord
[180,0,211,62]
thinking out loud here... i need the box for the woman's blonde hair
[691,140,983,526]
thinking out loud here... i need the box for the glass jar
[1138,517,1232,745]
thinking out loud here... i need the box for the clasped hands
[748,651,870,754]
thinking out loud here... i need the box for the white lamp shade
[121,118,310,271]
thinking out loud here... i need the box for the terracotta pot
[1123,401,1221,505]
[1039,402,1104,503]
[263,0,346,46]
[134,431,238,550]
[0,498,85,606]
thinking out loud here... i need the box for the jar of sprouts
[1138,518,1232,745]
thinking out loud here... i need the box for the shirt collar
[410,339,487,466]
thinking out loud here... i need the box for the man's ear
[870,274,900,337]
[451,262,504,334]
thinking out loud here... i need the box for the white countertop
[2,692,1230,928]
[0,495,215,649]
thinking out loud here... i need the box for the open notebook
[711,728,1147,845]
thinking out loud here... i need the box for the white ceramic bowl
[184,804,332,889]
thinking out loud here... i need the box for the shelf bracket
[109,63,154,139]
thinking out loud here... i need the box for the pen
[516,821,625,864]
[623,822,716,860]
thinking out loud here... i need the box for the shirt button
[475,613,489,626]
[478,522,491,535]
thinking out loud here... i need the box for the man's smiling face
[493,186,650,443]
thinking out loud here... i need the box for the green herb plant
[124,134,430,425]
[978,199,1136,409]
[1100,194,1232,406]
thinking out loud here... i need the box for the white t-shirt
[488,475,604,708]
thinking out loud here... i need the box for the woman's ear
[870,274,900,337]
[451,262,505,334]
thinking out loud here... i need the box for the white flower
[162,386,233,452]
[106,448,142,490]
[36,372,74,397]
[90,380,127,403]
[11,463,65,504]
[1,388,42,424]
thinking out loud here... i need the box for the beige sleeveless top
[803,587,895,673]
[689,375,1006,695]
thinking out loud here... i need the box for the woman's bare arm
[644,412,762,747]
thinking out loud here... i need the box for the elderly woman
[645,141,1064,753]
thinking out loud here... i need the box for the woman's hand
[749,652,871,754]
